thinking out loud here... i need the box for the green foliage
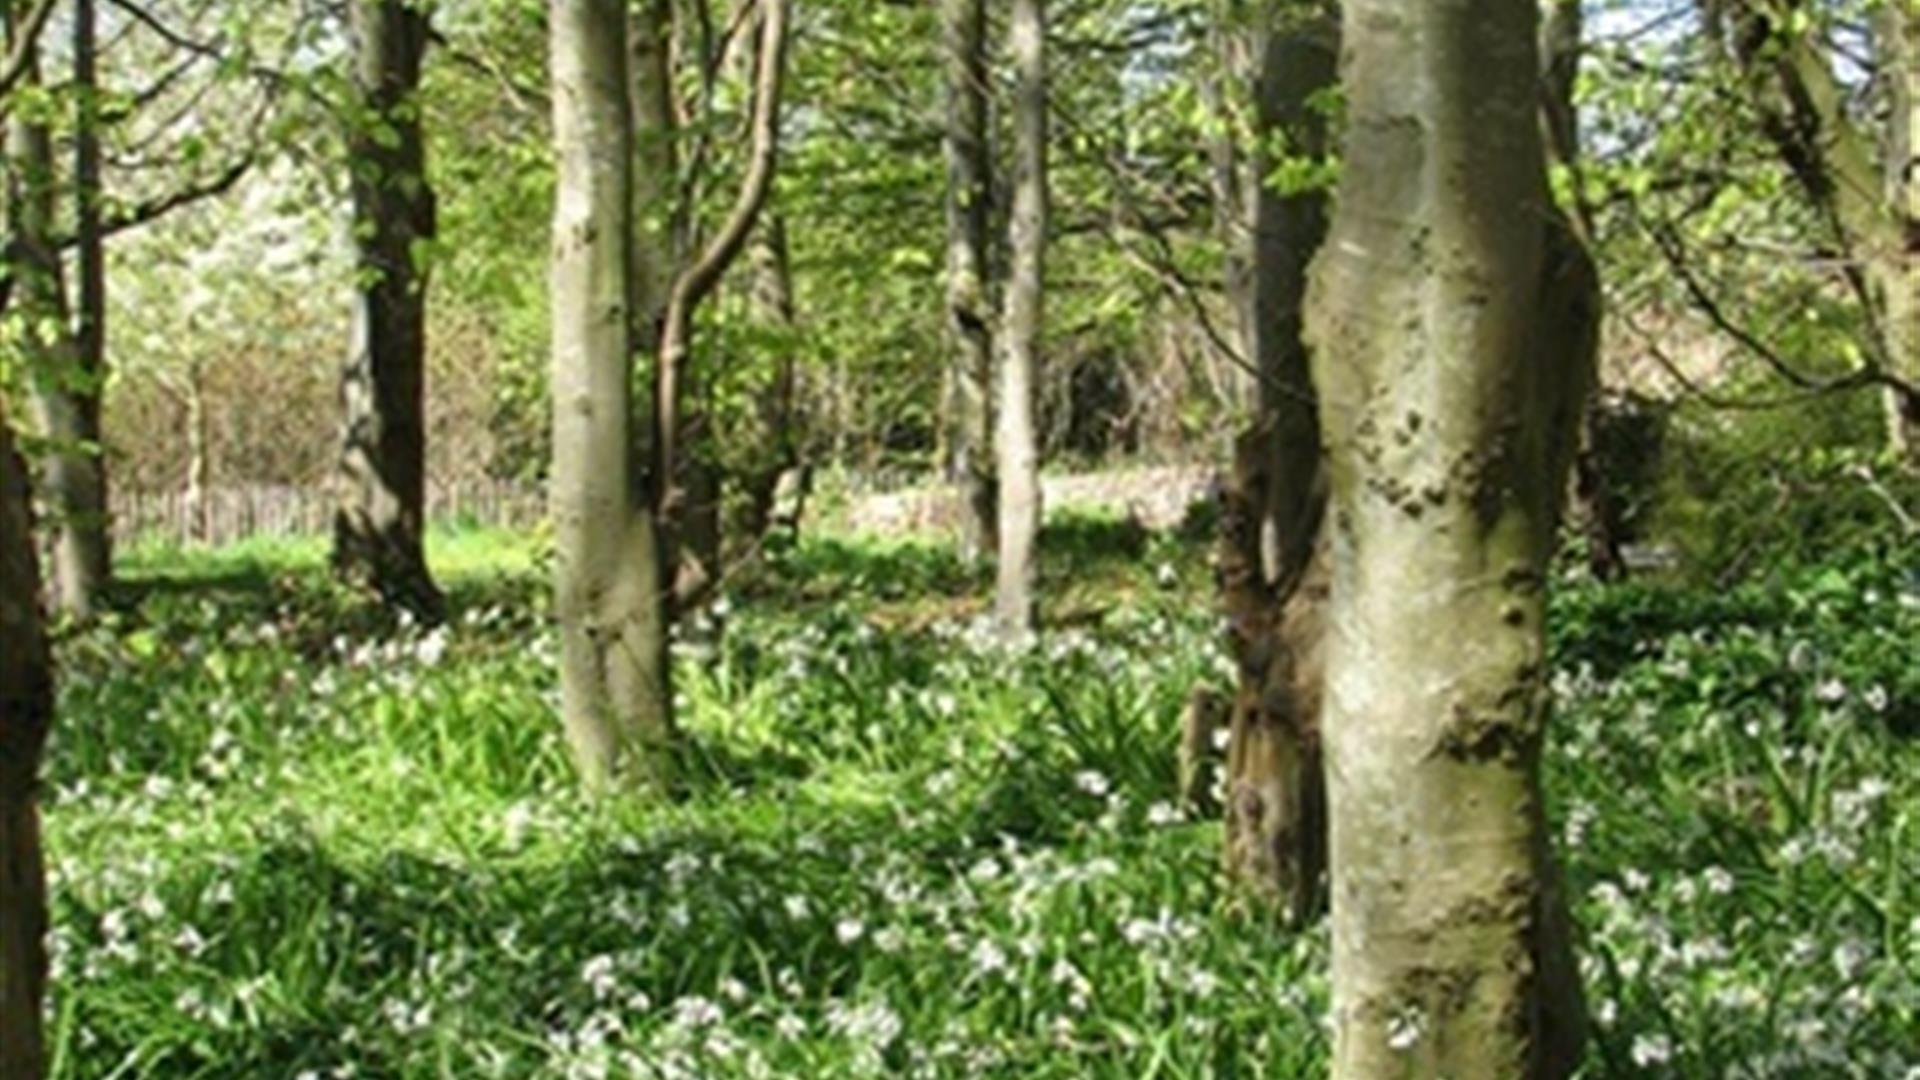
[1647,390,1915,580]
[39,520,1920,1076]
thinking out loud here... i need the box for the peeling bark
[1306,0,1592,1072]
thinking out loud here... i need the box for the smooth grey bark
[1305,0,1594,1073]
[0,396,53,1080]
[549,0,674,793]
[994,0,1047,638]
[334,0,443,620]
[9,8,107,620]
[1212,0,1336,919]
[941,0,996,564]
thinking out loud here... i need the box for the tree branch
[653,0,790,509]
[0,0,59,103]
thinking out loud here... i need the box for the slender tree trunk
[1305,0,1593,1073]
[941,0,996,563]
[184,358,211,543]
[1205,10,1256,416]
[9,11,106,620]
[651,0,789,609]
[1545,0,1627,580]
[68,0,112,605]
[334,0,443,620]
[550,0,674,793]
[0,396,54,1080]
[629,0,678,329]
[1721,0,1919,464]
[1881,0,1918,462]
[994,0,1047,638]
[1214,0,1336,919]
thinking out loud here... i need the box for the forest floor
[38,514,1920,1077]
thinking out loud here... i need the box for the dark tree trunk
[1213,0,1337,920]
[0,396,54,1080]
[9,3,107,619]
[334,0,443,621]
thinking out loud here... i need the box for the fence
[113,466,1221,549]
[114,482,547,548]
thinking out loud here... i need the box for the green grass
[40,518,1920,1077]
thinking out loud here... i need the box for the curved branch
[652,0,790,510]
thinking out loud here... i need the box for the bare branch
[0,0,60,103]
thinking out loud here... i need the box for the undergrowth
[39,518,1919,1077]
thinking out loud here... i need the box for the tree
[548,0,674,792]
[548,0,789,792]
[335,0,444,620]
[650,0,791,603]
[1211,0,1336,920]
[1303,0,1593,1071]
[1713,0,1918,465]
[994,0,1048,638]
[0,406,53,1080]
[941,0,995,564]
[9,0,108,619]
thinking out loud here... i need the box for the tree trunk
[1305,0,1593,1073]
[1215,0,1336,919]
[1881,0,1918,463]
[651,0,790,608]
[185,359,211,544]
[941,0,996,564]
[334,0,443,621]
[1722,0,1919,465]
[550,0,675,793]
[69,0,112,603]
[0,396,54,1080]
[9,11,107,620]
[994,0,1047,638]
[1205,10,1256,417]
